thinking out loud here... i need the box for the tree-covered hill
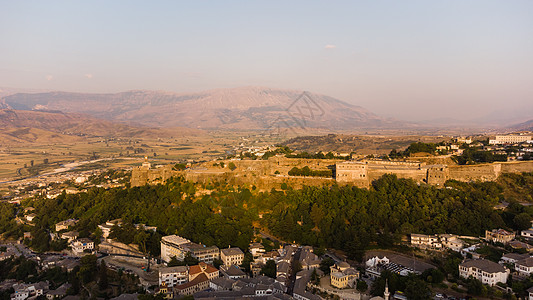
[1,173,532,261]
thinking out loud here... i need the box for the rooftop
[460,259,507,273]
[516,257,533,268]
[221,247,244,256]
[160,266,188,274]
[162,235,191,246]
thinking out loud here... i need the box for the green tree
[98,260,109,290]
[356,280,368,292]
[228,162,237,171]
[404,276,431,300]
[319,257,335,274]
[261,260,276,278]
[78,255,97,284]
[514,213,532,231]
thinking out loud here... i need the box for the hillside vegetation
[2,173,532,261]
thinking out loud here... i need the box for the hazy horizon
[1,1,532,122]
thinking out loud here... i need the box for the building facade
[459,259,509,286]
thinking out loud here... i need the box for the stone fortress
[131,156,533,190]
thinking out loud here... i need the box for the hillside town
[1,133,533,300]
[4,205,533,300]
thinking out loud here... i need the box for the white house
[71,238,94,254]
[410,234,442,249]
[220,247,244,267]
[459,259,509,286]
[522,229,533,239]
[515,257,533,277]
[159,266,188,287]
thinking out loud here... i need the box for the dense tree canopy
[1,172,532,263]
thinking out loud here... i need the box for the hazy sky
[1,1,532,122]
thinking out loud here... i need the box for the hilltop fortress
[131,157,533,190]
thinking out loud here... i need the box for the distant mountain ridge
[0,109,202,139]
[0,87,407,130]
[509,119,533,132]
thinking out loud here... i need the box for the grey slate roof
[460,259,507,273]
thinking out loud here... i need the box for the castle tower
[141,156,151,169]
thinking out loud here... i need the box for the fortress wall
[185,170,334,191]
[367,168,426,183]
[267,157,341,175]
[133,159,533,189]
[448,164,499,182]
[365,160,424,168]
[500,161,533,173]
[426,167,449,186]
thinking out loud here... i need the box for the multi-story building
[439,234,464,252]
[410,234,442,249]
[184,243,220,264]
[489,134,532,145]
[161,235,220,264]
[329,262,359,289]
[172,262,219,296]
[160,235,192,263]
[515,257,533,277]
[249,242,265,258]
[459,259,509,286]
[55,219,78,232]
[221,247,244,267]
[159,266,188,287]
[485,229,515,244]
[60,231,79,243]
[71,238,94,254]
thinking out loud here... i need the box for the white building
[55,219,78,232]
[515,257,533,277]
[221,247,244,267]
[11,282,49,300]
[459,259,509,286]
[489,134,532,145]
[160,235,219,264]
[71,238,94,254]
[249,242,266,258]
[522,229,533,239]
[159,266,189,287]
[160,235,192,263]
[410,234,442,249]
[439,234,464,252]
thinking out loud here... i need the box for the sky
[1,1,532,122]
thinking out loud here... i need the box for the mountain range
[0,86,530,133]
[0,87,404,130]
[0,109,202,145]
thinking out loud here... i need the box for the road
[287,247,302,295]
[101,255,160,288]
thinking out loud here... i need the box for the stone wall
[131,158,533,190]
[448,163,501,182]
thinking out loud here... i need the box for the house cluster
[159,236,329,299]
[157,262,220,297]
[485,228,533,252]
[0,248,79,300]
[410,233,464,251]
[454,227,533,287]
[53,219,94,255]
